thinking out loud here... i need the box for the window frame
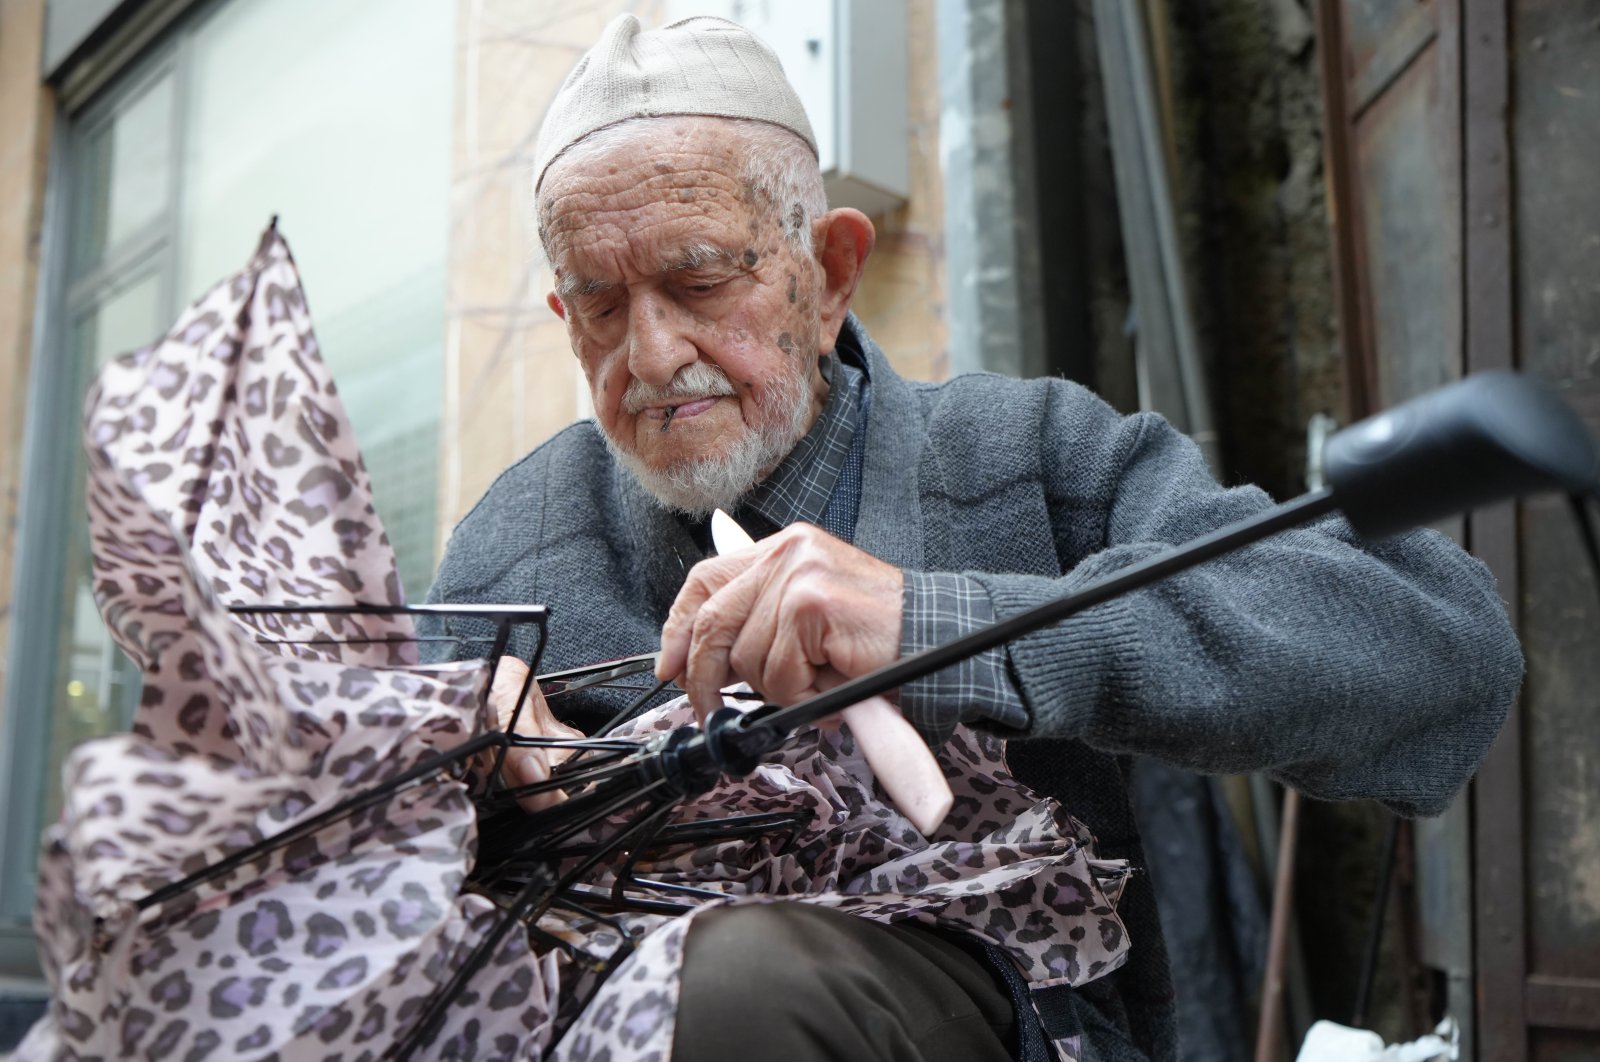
[0,0,454,978]
[0,34,187,975]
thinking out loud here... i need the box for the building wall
[439,0,949,534]
[0,0,54,734]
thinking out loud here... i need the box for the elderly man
[427,14,1521,1061]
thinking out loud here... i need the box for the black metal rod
[558,886,697,917]
[394,866,558,1061]
[611,802,678,904]
[478,777,672,887]
[749,488,1338,737]
[494,750,643,800]
[484,618,516,786]
[229,603,549,621]
[506,736,643,752]
[249,636,467,647]
[135,731,502,911]
[644,811,812,848]
[624,878,730,902]
[592,677,675,739]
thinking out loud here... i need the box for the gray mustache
[621,362,737,413]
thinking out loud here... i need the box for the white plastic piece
[1295,1017,1459,1062]
[710,508,756,557]
[837,694,954,835]
[708,509,953,834]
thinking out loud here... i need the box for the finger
[482,657,530,783]
[682,563,767,721]
[726,566,796,699]
[658,550,763,681]
[759,584,839,705]
[519,683,585,765]
[505,748,568,814]
[485,656,580,811]
[487,656,533,730]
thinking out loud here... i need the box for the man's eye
[682,279,726,297]
[577,297,620,320]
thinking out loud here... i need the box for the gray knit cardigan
[425,317,1523,1060]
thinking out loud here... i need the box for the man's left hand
[657,523,903,721]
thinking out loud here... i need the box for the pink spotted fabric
[19,224,1131,1061]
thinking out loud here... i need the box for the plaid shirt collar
[733,351,866,536]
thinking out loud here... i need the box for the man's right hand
[484,656,584,813]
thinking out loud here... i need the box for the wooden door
[1323,1,1600,1058]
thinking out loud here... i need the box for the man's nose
[627,291,697,387]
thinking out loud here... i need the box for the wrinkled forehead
[539,118,779,274]
[542,167,777,291]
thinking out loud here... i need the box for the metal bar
[536,652,662,688]
[508,737,642,752]
[1246,774,1314,1038]
[229,602,549,621]
[1255,788,1302,1062]
[1091,0,1219,465]
[248,636,468,647]
[557,885,696,918]
[494,749,639,799]
[626,878,730,902]
[394,865,559,1061]
[1114,0,1218,461]
[1461,0,1524,1057]
[484,619,515,793]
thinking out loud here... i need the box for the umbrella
[18,224,561,1060]
[19,222,1135,1061]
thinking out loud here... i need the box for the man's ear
[546,291,568,320]
[812,208,876,352]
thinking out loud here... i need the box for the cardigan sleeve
[960,382,1523,818]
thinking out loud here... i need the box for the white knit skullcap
[533,14,817,192]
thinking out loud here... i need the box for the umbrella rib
[135,731,502,912]
[555,885,699,917]
[475,776,675,889]
[398,784,679,1060]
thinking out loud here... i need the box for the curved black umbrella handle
[1326,371,1600,539]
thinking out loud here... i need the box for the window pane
[37,283,164,829]
[73,73,175,277]
[81,270,166,366]
[177,0,454,601]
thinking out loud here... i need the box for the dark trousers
[673,903,1018,1062]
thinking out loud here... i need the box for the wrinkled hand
[658,520,953,835]
[656,522,904,721]
[484,657,585,813]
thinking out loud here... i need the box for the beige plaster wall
[440,0,947,534]
[0,0,55,721]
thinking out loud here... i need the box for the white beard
[602,358,816,517]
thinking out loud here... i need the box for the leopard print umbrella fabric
[19,224,1130,1061]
